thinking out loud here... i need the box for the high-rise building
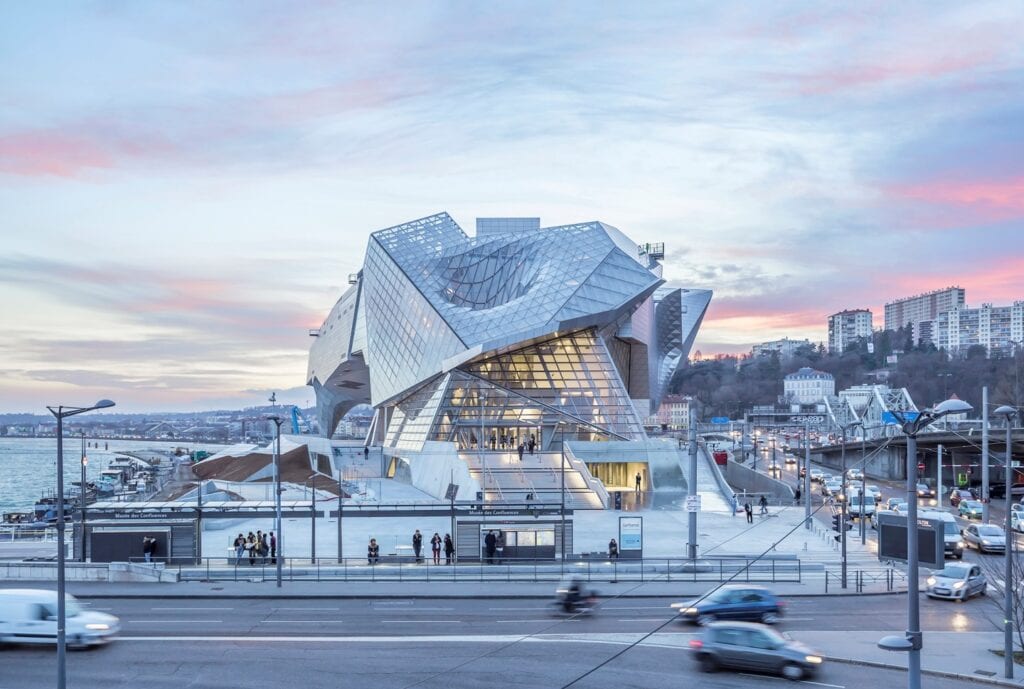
[828,309,873,353]
[884,287,965,344]
[932,301,1024,357]
[751,338,812,359]
[307,212,713,508]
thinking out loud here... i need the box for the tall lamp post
[80,431,88,563]
[559,421,567,565]
[995,405,1018,679]
[839,420,862,589]
[266,415,284,587]
[47,400,115,689]
[879,398,973,689]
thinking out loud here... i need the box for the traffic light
[832,514,842,531]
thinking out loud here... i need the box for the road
[2,595,987,689]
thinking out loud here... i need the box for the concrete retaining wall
[0,561,179,583]
[724,460,795,502]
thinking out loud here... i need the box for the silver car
[925,563,987,601]
[962,524,1006,553]
[689,621,824,680]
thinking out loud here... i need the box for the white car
[1012,508,1024,533]
[925,563,987,601]
[846,469,864,481]
[0,589,120,647]
[810,469,824,483]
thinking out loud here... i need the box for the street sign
[685,494,702,512]
[876,512,944,569]
[444,483,459,501]
[882,410,921,426]
[710,416,730,425]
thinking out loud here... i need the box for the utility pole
[937,444,943,507]
[687,407,698,559]
[982,386,990,523]
[861,432,867,545]
[995,405,1017,679]
[804,419,811,529]
[840,427,848,589]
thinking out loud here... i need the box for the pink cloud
[887,177,1024,221]
[0,131,115,177]
[798,49,993,95]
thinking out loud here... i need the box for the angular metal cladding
[308,212,712,439]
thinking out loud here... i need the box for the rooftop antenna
[269,392,277,407]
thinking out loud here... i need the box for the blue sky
[1,2,1022,412]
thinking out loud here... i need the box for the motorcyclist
[559,576,585,613]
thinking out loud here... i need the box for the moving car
[866,485,883,504]
[925,563,987,601]
[949,488,974,507]
[961,524,1006,553]
[0,588,120,647]
[848,492,876,520]
[959,500,984,520]
[917,483,936,499]
[884,497,903,511]
[1012,505,1024,533]
[784,454,797,465]
[689,621,823,680]
[846,469,864,481]
[672,585,785,626]
[809,469,824,483]
[919,510,965,559]
[767,462,782,477]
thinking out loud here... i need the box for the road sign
[710,417,730,425]
[685,495,702,512]
[876,512,944,569]
[444,483,459,501]
[882,410,921,426]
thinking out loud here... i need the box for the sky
[1,2,1023,412]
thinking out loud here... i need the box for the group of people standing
[368,531,455,565]
[489,432,537,458]
[232,530,277,565]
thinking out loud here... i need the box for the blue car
[959,500,983,519]
[672,585,785,626]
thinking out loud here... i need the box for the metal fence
[138,555,805,584]
[823,567,907,593]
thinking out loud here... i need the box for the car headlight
[805,655,823,664]
[953,582,965,590]
[683,607,699,615]
[85,623,110,630]
[982,540,990,545]
[958,541,966,548]
[926,577,936,586]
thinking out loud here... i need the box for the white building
[784,367,835,404]
[884,286,965,345]
[931,301,1024,357]
[828,309,873,353]
[751,338,812,359]
[644,394,692,430]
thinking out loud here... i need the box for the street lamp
[80,431,88,563]
[559,420,567,566]
[840,420,862,589]
[879,397,973,689]
[47,399,115,689]
[266,415,284,588]
[994,404,1018,680]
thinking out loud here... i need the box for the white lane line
[373,601,414,606]
[603,606,672,610]
[617,618,672,622]
[494,619,553,623]
[151,607,233,611]
[780,617,816,621]
[261,620,344,624]
[379,619,463,624]
[488,607,548,611]
[127,620,223,624]
[273,607,340,611]
[738,672,844,688]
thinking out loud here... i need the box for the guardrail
[824,567,907,593]
[131,555,806,584]
[0,525,57,542]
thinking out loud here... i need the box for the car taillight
[777,599,786,608]
[689,639,703,649]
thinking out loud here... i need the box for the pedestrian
[431,532,442,565]
[363,446,369,461]
[759,494,768,516]
[233,533,245,564]
[367,538,379,565]
[269,531,277,564]
[495,530,505,564]
[260,532,270,563]
[484,530,497,564]
[142,535,155,563]
[635,472,642,492]
[608,538,618,559]
[444,534,455,565]
[517,442,524,462]
[744,501,753,524]
[247,532,257,565]
[731,494,738,517]
[413,529,423,563]
[256,530,264,563]
[794,486,802,505]
[529,434,536,455]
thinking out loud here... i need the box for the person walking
[444,534,455,565]
[528,434,536,455]
[484,530,497,564]
[608,538,619,559]
[731,494,738,517]
[635,472,642,492]
[363,446,369,461]
[517,442,524,462]
[367,538,379,565]
[412,529,423,563]
[430,532,442,565]
[794,486,802,505]
[744,501,753,524]
[269,531,277,564]
[758,494,768,516]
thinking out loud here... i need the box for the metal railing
[0,525,58,542]
[134,555,805,584]
[824,567,907,593]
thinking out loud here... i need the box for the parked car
[925,563,987,601]
[959,500,984,520]
[949,488,974,507]
[0,589,120,647]
[672,585,785,626]
[689,621,823,680]
[962,524,1006,553]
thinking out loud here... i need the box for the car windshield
[979,526,1004,536]
[943,522,959,535]
[964,501,982,508]
[937,564,970,579]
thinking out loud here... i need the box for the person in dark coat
[794,486,802,505]
[413,529,423,563]
[430,532,442,565]
[484,530,497,564]
[635,472,642,492]
[517,443,525,462]
[269,531,277,564]
[744,501,753,524]
[608,538,619,559]
[142,536,155,563]
[444,534,455,565]
[759,494,769,516]
[367,538,379,565]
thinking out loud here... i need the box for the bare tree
[976,551,1024,658]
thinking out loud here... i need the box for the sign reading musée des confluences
[619,516,643,551]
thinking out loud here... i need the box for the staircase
[461,450,605,509]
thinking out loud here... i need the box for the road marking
[261,620,344,624]
[488,606,548,611]
[603,605,671,610]
[617,618,672,622]
[373,601,414,606]
[151,607,233,611]
[780,617,816,621]
[127,620,224,624]
[273,607,340,611]
[739,672,844,688]
[379,619,463,624]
